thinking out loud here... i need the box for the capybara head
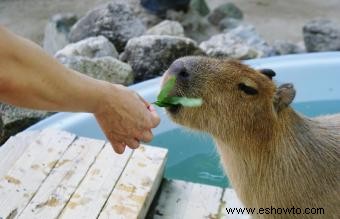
[162,56,296,144]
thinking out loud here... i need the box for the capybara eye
[238,83,258,95]
[259,69,276,80]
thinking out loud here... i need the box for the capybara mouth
[167,105,181,114]
[165,93,183,114]
[160,75,182,114]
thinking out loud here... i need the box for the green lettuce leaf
[162,96,203,107]
[153,76,203,108]
[157,76,176,100]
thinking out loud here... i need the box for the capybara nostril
[178,69,190,79]
[168,60,190,80]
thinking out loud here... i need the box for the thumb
[137,94,160,128]
[147,105,160,128]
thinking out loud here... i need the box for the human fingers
[102,128,126,154]
[139,130,153,143]
[133,93,159,128]
[147,105,161,128]
[125,138,140,149]
[110,141,126,154]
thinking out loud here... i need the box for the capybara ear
[259,69,276,80]
[274,83,296,112]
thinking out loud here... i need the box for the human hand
[94,83,160,154]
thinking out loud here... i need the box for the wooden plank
[150,179,223,219]
[149,180,193,219]
[98,145,168,219]
[0,130,38,156]
[18,137,105,219]
[0,130,40,179]
[0,129,76,219]
[185,183,223,219]
[219,188,250,219]
[59,143,133,219]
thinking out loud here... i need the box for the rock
[69,2,146,52]
[200,24,275,59]
[146,20,185,37]
[0,115,3,143]
[208,3,243,26]
[55,36,118,59]
[166,9,219,43]
[43,13,78,55]
[190,0,210,16]
[218,17,242,31]
[140,0,190,14]
[57,56,134,85]
[165,9,185,21]
[56,35,132,85]
[0,104,51,145]
[122,0,161,27]
[120,35,205,82]
[303,19,340,52]
[272,40,305,55]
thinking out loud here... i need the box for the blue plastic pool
[27,52,340,187]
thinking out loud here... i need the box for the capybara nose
[168,60,190,80]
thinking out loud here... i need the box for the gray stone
[219,17,242,31]
[69,2,146,52]
[146,20,185,37]
[166,9,219,43]
[0,115,3,143]
[120,35,205,82]
[55,36,118,59]
[190,0,210,16]
[200,24,275,59]
[303,19,340,52]
[0,104,51,145]
[122,0,162,27]
[272,40,305,55]
[43,13,78,55]
[57,56,134,85]
[208,3,243,26]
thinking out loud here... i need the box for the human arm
[0,26,160,153]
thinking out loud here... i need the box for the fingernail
[120,146,126,154]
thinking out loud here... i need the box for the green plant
[153,77,202,107]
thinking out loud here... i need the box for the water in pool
[150,100,340,188]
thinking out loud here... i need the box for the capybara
[162,56,340,218]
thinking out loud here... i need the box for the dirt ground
[1,0,340,45]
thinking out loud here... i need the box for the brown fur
[162,56,340,218]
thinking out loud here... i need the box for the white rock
[146,20,185,37]
[55,36,118,59]
[58,56,134,85]
[200,24,275,59]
